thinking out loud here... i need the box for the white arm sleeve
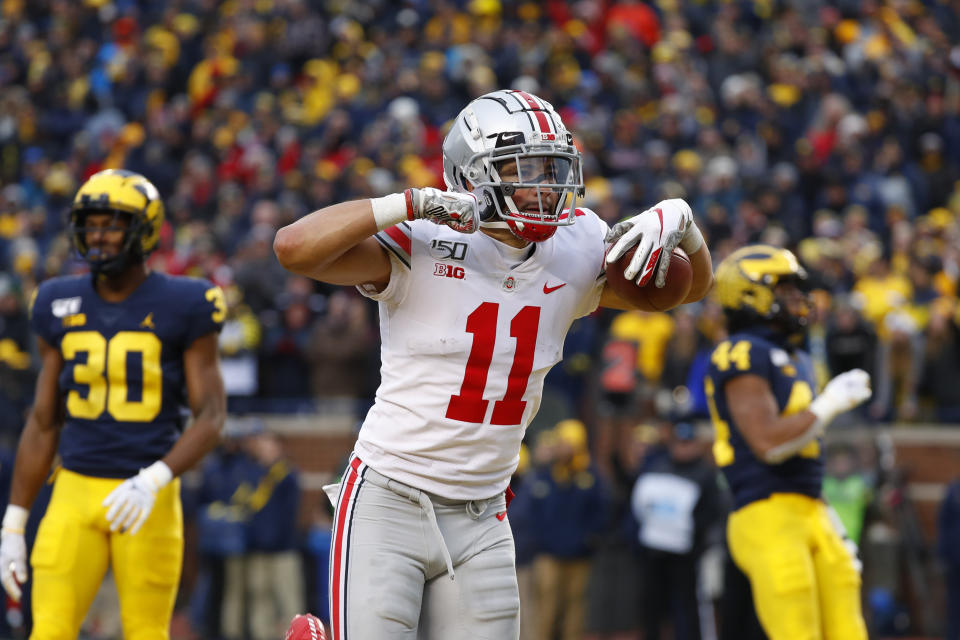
[762,420,823,464]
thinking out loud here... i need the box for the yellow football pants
[30,468,183,640]
[727,493,866,640]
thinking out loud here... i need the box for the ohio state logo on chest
[433,263,465,279]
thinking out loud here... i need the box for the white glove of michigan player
[0,505,28,602]
[605,198,702,287]
[369,188,478,234]
[102,461,173,534]
[809,368,872,429]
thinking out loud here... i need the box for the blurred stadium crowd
[0,0,959,638]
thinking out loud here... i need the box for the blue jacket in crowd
[518,463,609,559]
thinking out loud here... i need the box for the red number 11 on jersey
[445,302,540,426]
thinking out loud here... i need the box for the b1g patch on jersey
[433,263,465,280]
[429,238,468,261]
[51,296,82,318]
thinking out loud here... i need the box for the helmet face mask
[443,90,584,243]
[770,276,812,339]
[72,210,138,275]
[69,169,164,275]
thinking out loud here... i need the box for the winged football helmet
[714,244,811,338]
[70,169,164,274]
[442,90,584,243]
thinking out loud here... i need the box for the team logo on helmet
[442,90,584,243]
[70,169,164,274]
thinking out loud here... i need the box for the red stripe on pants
[331,457,363,640]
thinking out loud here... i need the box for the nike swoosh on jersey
[495,511,507,521]
[543,282,567,294]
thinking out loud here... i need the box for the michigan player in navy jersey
[0,169,226,639]
[705,245,871,640]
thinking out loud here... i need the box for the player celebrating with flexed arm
[705,246,871,640]
[274,89,713,640]
[0,170,227,639]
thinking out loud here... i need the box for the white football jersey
[354,208,610,500]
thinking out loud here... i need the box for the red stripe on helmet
[514,91,552,135]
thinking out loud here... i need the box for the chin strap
[90,253,134,276]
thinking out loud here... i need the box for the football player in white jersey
[274,89,714,640]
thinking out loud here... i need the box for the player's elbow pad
[761,419,824,464]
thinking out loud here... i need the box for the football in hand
[605,247,693,311]
[285,614,328,640]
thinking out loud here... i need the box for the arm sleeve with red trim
[357,223,413,305]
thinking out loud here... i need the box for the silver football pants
[326,455,520,640]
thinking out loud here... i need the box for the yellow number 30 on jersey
[62,331,162,422]
[206,286,226,323]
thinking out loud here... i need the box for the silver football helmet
[442,90,584,242]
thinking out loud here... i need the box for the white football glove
[405,187,478,234]
[103,461,173,535]
[809,369,872,429]
[0,505,28,602]
[605,198,700,287]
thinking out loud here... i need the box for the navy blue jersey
[704,329,823,509]
[31,272,225,477]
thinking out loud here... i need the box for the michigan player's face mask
[75,211,135,274]
[773,278,812,341]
